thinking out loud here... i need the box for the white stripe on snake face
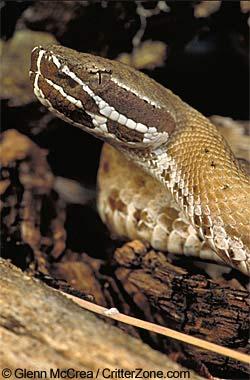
[32,54,110,136]
[34,49,45,99]
[44,76,109,133]
[32,46,40,53]
[36,88,112,138]
[34,58,108,134]
[59,64,166,142]
[86,110,108,132]
[45,78,83,108]
[110,76,161,109]
[51,54,61,68]
[35,51,166,136]
[34,52,167,143]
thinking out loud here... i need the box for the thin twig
[58,290,250,365]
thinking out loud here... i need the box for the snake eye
[57,71,67,79]
[67,77,78,88]
[57,71,78,88]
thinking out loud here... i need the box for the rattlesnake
[30,44,250,276]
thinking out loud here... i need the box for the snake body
[30,45,250,275]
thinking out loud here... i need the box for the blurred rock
[0,129,66,271]
[194,1,221,18]
[0,30,56,106]
[117,40,167,70]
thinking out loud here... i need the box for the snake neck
[126,105,250,273]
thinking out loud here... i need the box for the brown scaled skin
[30,44,250,275]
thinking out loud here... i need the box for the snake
[30,44,250,276]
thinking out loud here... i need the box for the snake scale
[30,45,250,276]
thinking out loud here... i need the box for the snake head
[30,44,176,149]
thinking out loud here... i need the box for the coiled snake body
[30,45,250,275]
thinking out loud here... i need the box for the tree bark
[0,258,203,380]
[112,241,250,376]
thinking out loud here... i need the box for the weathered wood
[0,258,203,379]
[113,241,250,376]
[0,129,66,271]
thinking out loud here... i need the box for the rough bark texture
[0,258,203,380]
[111,241,250,376]
[0,129,66,272]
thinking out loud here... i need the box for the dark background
[2,0,249,118]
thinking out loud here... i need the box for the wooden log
[0,258,203,379]
[113,241,250,376]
